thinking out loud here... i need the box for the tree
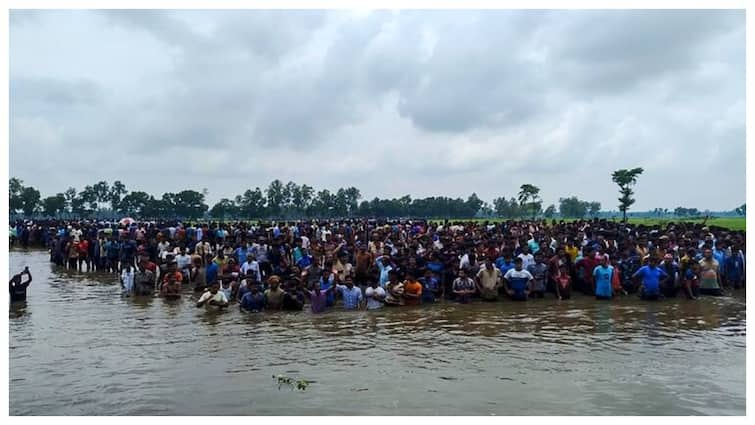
[465,193,484,217]
[266,179,285,218]
[210,198,238,219]
[172,190,208,219]
[20,186,41,216]
[64,187,77,213]
[559,197,588,218]
[735,203,746,216]
[109,180,127,211]
[611,167,644,222]
[517,184,541,219]
[9,178,24,214]
[543,204,556,218]
[41,193,66,217]
[119,191,151,216]
[93,180,110,210]
[588,202,601,218]
[237,188,267,218]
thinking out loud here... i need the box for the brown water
[9,250,746,415]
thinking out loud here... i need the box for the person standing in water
[593,256,614,300]
[9,267,32,303]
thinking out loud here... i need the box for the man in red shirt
[577,246,600,295]
[77,238,90,272]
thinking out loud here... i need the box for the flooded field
[9,250,746,415]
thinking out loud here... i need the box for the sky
[9,9,746,211]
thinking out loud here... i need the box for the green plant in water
[273,374,310,391]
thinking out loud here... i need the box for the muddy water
[8,250,746,415]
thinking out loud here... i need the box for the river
[8,250,746,415]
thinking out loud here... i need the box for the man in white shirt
[240,254,261,282]
[196,281,229,308]
[364,280,386,310]
[517,246,535,269]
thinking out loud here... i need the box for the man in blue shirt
[419,269,441,303]
[633,257,668,301]
[319,269,336,307]
[240,284,266,312]
[333,276,363,310]
[205,254,219,286]
[593,256,614,300]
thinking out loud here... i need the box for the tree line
[9,168,742,221]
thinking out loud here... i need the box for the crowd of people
[9,217,746,311]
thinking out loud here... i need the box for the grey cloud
[9,10,745,210]
[10,77,102,109]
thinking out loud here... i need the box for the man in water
[196,281,229,309]
[452,269,476,304]
[401,270,422,306]
[699,248,723,296]
[333,275,364,310]
[526,252,549,299]
[476,258,502,301]
[503,257,533,301]
[240,284,266,312]
[9,267,32,303]
[120,263,135,296]
[633,256,668,300]
[593,255,614,300]
[264,276,285,310]
[364,279,386,310]
[419,269,441,303]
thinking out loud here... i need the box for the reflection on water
[9,250,746,415]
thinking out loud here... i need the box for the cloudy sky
[9,9,745,211]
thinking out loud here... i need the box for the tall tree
[172,190,208,219]
[119,191,151,216]
[238,188,267,218]
[559,197,588,218]
[611,167,644,222]
[64,187,77,213]
[266,179,285,218]
[20,186,41,216]
[41,193,67,217]
[210,198,238,219]
[109,180,128,211]
[93,180,110,210]
[9,178,24,214]
[517,184,541,219]
[588,202,601,218]
[735,203,746,216]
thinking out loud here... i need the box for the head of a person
[268,276,280,290]
[514,257,524,271]
[648,257,659,267]
[388,270,400,283]
[704,248,713,260]
[344,276,354,288]
[601,255,610,267]
[209,281,220,294]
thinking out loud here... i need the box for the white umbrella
[119,217,136,226]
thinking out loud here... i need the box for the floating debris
[273,374,310,391]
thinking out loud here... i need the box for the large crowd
[9,218,746,310]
